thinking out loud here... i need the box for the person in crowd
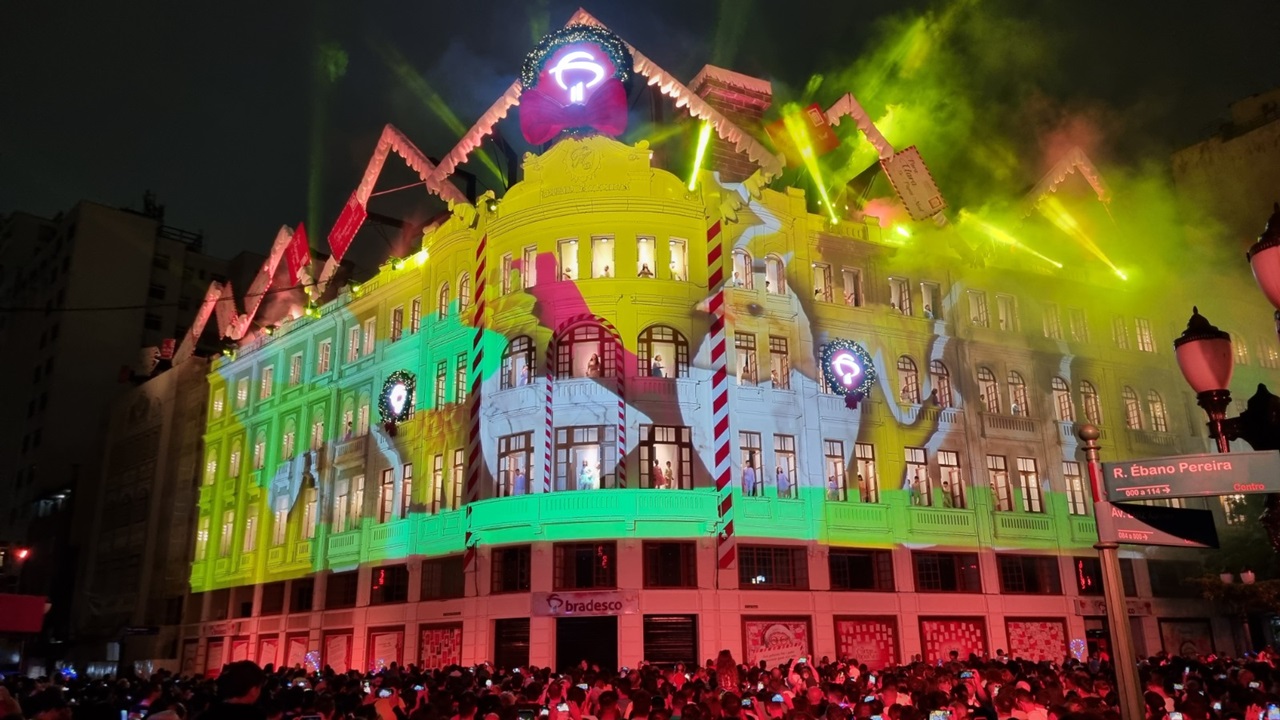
[198,661,267,720]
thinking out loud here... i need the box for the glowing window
[929,360,952,407]
[769,336,790,389]
[1148,389,1168,432]
[1112,316,1129,350]
[400,463,414,519]
[317,339,332,374]
[977,367,1000,413]
[195,517,210,560]
[1081,380,1103,425]
[498,433,533,497]
[557,238,578,281]
[1007,371,1029,416]
[1135,318,1155,352]
[906,446,929,506]
[501,336,536,389]
[637,325,689,378]
[410,298,421,333]
[501,253,513,294]
[1016,457,1043,513]
[842,268,863,307]
[824,439,847,501]
[437,282,450,319]
[1042,303,1062,339]
[732,249,754,289]
[739,431,763,495]
[668,238,687,281]
[987,455,1012,512]
[968,290,989,327]
[289,353,303,386]
[390,306,404,342]
[1063,461,1088,516]
[765,255,786,294]
[939,450,965,509]
[637,237,655,278]
[458,272,471,315]
[734,333,757,385]
[855,443,878,503]
[1122,386,1142,429]
[920,281,940,319]
[897,356,920,404]
[774,434,797,499]
[1052,377,1074,422]
[996,294,1018,331]
[212,389,225,418]
[889,277,911,315]
[591,236,614,278]
[556,324,614,379]
[363,318,376,356]
[639,425,693,490]
[522,245,538,288]
[812,263,833,302]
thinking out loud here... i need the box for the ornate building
[180,14,1280,676]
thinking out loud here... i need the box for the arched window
[229,439,243,477]
[501,335,536,389]
[731,249,754,289]
[1008,371,1029,416]
[929,360,952,407]
[281,418,297,459]
[357,393,371,436]
[765,254,786,294]
[310,405,325,449]
[556,324,615,379]
[1080,380,1102,425]
[1052,377,1074,422]
[437,281,450,319]
[1148,389,1168,433]
[897,356,920,404]
[253,430,267,470]
[458,272,471,314]
[638,325,690,378]
[341,396,355,438]
[977,367,1000,413]
[1122,386,1142,429]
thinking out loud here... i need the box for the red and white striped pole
[463,234,488,576]
[706,220,735,571]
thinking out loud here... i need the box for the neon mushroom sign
[820,339,877,408]
[518,24,634,145]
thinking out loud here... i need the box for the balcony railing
[992,511,1056,540]
[981,412,1037,437]
[908,507,976,535]
[334,435,367,466]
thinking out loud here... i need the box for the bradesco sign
[1103,450,1280,501]
[532,590,639,617]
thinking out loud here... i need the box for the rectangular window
[938,450,966,509]
[333,478,350,533]
[829,549,894,591]
[311,412,325,450]
[272,496,288,546]
[968,290,989,327]
[774,434,797,499]
[253,434,266,470]
[379,468,395,523]
[889,277,912,315]
[435,360,448,405]
[591,236,614,278]
[666,238,689,281]
[347,326,360,363]
[501,253,513,294]
[639,425,693,490]
[431,455,444,513]
[195,517,210,560]
[259,366,274,400]
[288,353,303,386]
[998,555,1063,594]
[290,579,314,613]
[317,339,332,375]
[637,237,655,277]
[1042,303,1062,339]
[301,488,316,539]
[557,238,578,280]
[357,401,369,436]
[735,332,757,385]
[325,570,359,610]
[451,449,464,510]
[1222,494,1249,525]
[1073,557,1105,596]
[260,581,285,615]
[369,564,410,605]
[996,294,1018,331]
[1069,308,1089,343]
[1113,316,1130,350]
[920,281,940,319]
[204,451,218,485]
[739,431,763,495]
[491,545,532,593]
[281,425,296,459]
[739,546,809,589]
[1017,457,1044,513]
[554,541,618,589]
[768,336,790,389]
[421,556,465,600]
[212,389,225,418]
[454,352,468,403]
[400,463,413,519]
[812,262,832,302]
[855,442,877,503]
[823,440,847,501]
[390,306,404,342]
[913,551,981,592]
[522,245,538,287]
[1064,461,1089,516]
[555,425,616,491]
[842,267,863,307]
[643,615,698,667]
[242,506,258,553]
[363,318,377,356]
[906,446,930,506]
[351,475,365,528]
[1136,317,1155,352]
[410,297,422,334]
[643,542,697,588]
[987,455,1012,512]
[498,433,533,497]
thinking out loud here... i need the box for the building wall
[183,136,1278,672]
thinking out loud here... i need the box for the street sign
[1102,450,1280,501]
[1095,501,1219,548]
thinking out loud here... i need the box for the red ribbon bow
[519,77,628,145]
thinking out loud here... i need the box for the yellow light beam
[958,210,1064,269]
[1037,197,1126,278]
[782,105,839,223]
[688,122,713,191]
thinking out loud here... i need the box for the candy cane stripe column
[706,220,735,570]
[463,233,488,576]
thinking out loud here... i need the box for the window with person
[929,360,952,407]
[1016,457,1044,513]
[379,468,395,523]
[639,425,693,489]
[812,263,833,302]
[500,335,535,389]
[637,236,656,278]
[437,281,450,319]
[774,435,797,499]
[346,326,361,363]
[906,447,930,506]
[920,281,940,319]
[977,367,1000,413]
[637,325,689,378]
[939,450,965,509]
[390,306,404,342]
[1148,389,1169,432]
[557,323,614,379]
[739,431,763,496]
[987,455,1013,512]
[668,238,688,281]
[765,254,786,294]
[769,336,790,389]
[731,249,754,289]
[498,432,533,497]
[1008,370,1030,416]
[1081,380,1103,424]
[735,332,758,385]
[855,443,878,503]
[1052,377,1074,421]
[554,425,615,491]
[842,268,865,307]
[823,439,846,501]
[897,356,920,404]
[557,238,578,281]
[1122,385,1142,429]
[591,236,614,278]
[968,290,989,327]
[889,277,911,315]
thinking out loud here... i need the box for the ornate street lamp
[1174,308,1235,453]
[1247,203,1280,340]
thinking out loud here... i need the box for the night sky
[2,0,1278,263]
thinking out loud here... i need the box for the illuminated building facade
[181,15,1280,675]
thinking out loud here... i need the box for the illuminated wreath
[819,339,877,399]
[520,24,633,89]
[378,370,416,425]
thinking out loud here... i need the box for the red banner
[286,223,311,286]
[765,103,841,168]
[0,593,46,633]
[328,193,367,264]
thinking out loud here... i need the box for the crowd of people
[3,649,1279,720]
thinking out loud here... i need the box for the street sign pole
[1079,425,1144,720]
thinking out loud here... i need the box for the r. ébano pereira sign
[1103,450,1280,501]
[532,590,638,617]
